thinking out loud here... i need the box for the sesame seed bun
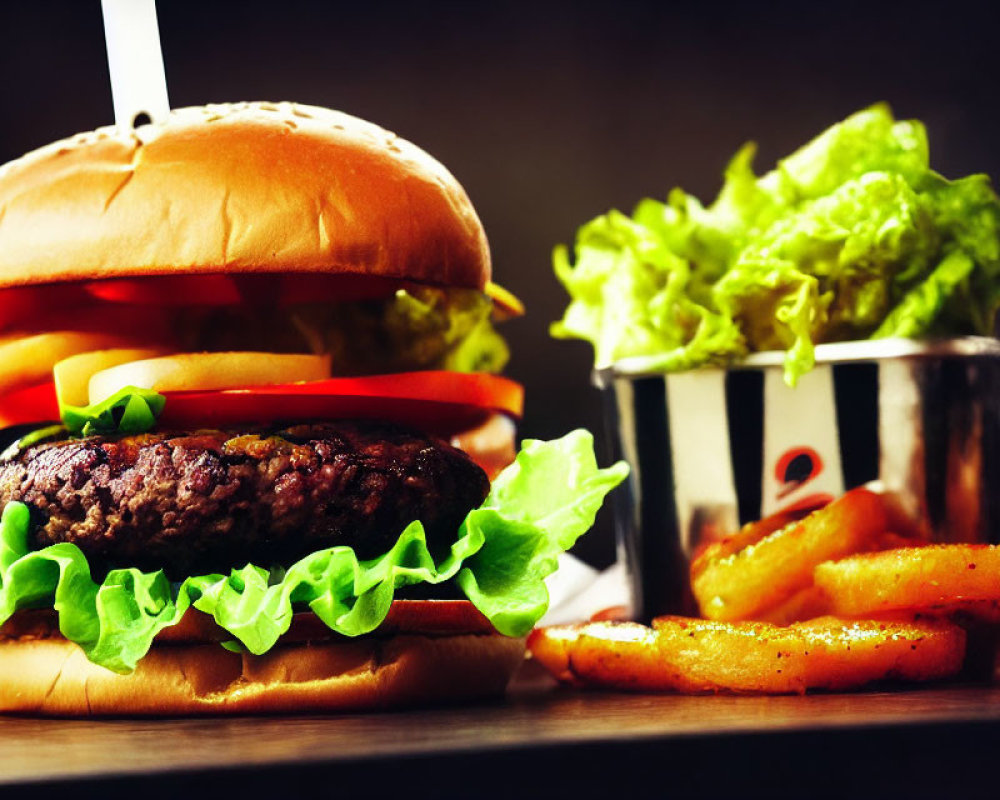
[0,102,490,292]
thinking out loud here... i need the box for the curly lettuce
[288,286,510,375]
[60,385,165,436]
[172,286,510,376]
[553,104,1000,385]
[0,430,628,674]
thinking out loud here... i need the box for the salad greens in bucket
[552,105,1000,385]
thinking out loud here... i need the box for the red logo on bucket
[774,446,823,495]
[774,446,834,513]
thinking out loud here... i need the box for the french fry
[648,616,810,693]
[790,616,966,689]
[527,622,654,687]
[754,532,938,626]
[691,488,908,621]
[815,544,1000,618]
[752,585,832,626]
[926,599,1000,624]
[527,615,966,694]
[689,508,805,569]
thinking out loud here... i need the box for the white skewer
[100,0,170,128]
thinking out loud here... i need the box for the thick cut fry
[527,622,653,686]
[785,616,966,689]
[691,488,908,621]
[648,617,809,693]
[689,509,806,569]
[927,599,1000,624]
[527,616,965,694]
[752,539,932,625]
[752,585,832,626]
[815,544,1000,617]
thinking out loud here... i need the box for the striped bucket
[597,337,1000,620]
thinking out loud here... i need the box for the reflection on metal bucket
[596,336,1000,621]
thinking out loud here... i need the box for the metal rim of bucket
[593,335,1000,388]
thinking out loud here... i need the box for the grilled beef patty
[0,422,490,579]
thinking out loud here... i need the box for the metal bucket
[596,336,1000,621]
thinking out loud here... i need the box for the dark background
[2,0,998,568]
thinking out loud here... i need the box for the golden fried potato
[527,615,966,694]
[815,544,1000,618]
[691,488,909,622]
[527,622,654,687]
[689,508,805,569]
[648,616,810,693]
[789,616,966,690]
[752,585,832,626]
[926,599,1000,624]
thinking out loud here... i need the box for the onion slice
[88,351,332,404]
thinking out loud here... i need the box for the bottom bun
[0,633,527,716]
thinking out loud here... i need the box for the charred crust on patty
[0,420,490,579]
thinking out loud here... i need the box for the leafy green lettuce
[553,105,1000,384]
[61,386,165,437]
[0,388,167,457]
[286,287,510,375]
[176,287,510,376]
[0,430,628,674]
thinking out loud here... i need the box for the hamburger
[0,101,627,715]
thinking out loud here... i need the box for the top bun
[0,102,490,291]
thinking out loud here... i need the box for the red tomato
[84,275,244,305]
[0,284,94,332]
[0,382,60,428]
[83,274,521,313]
[159,372,523,436]
[0,275,412,331]
[83,273,411,306]
[0,373,523,437]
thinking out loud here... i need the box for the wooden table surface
[2,665,999,799]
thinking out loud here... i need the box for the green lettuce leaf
[457,430,630,634]
[61,386,166,436]
[287,287,509,376]
[0,431,627,673]
[553,104,1000,385]
[873,250,974,338]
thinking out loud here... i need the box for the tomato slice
[155,371,523,436]
[0,283,94,331]
[84,275,244,305]
[10,274,514,313]
[83,274,414,306]
[1,372,522,437]
[0,382,60,428]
